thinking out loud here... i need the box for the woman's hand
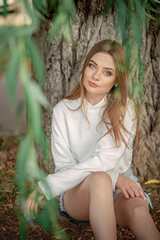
[116,174,146,200]
[25,186,45,218]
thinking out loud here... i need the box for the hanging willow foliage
[0,0,159,239]
[0,0,74,239]
[104,0,160,101]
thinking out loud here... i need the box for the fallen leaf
[0,164,5,170]
[144,179,160,185]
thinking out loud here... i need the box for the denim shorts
[59,168,152,225]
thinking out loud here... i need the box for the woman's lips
[88,81,99,88]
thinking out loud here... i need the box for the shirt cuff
[38,175,57,200]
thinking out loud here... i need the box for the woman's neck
[85,94,106,106]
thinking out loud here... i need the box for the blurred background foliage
[0,0,159,239]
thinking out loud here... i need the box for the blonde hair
[65,39,139,148]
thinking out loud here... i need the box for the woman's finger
[26,198,36,217]
[30,200,38,218]
[34,202,38,214]
[131,187,140,198]
[132,185,146,200]
[28,199,34,217]
[25,199,33,216]
[139,189,147,200]
[130,185,147,200]
[122,188,130,199]
[126,188,135,198]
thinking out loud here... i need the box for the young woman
[26,40,160,240]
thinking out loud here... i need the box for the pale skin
[26,52,160,240]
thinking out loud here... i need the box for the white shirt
[38,97,137,200]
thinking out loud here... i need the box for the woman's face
[83,52,116,103]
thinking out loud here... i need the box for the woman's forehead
[90,52,115,70]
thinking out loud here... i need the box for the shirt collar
[84,95,107,110]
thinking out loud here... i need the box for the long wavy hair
[65,39,139,148]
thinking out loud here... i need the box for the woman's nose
[93,69,101,80]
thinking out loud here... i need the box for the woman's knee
[123,200,149,224]
[87,172,112,191]
[130,203,149,219]
[115,195,149,226]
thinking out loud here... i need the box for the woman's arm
[116,173,146,200]
[38,100,138,200]
[39,127,133,200]
[38,134,126,199]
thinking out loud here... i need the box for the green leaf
[145,11,158,20]
[62,19,74,42]
[29,80,49,108]
[32,0,49,18]
[19,61,48,140]
[15,0,39,37]
[35,199,67,237]
[125,39,132,65]
[1,0,9,17]
[20,215,27,240]
[47,0,75,42]
[6,47,20,103]
[26,37,45,88]
[103,0,115,15]
[25,80,49,139]
[17,135,44,186]
[145,2,160,14]
[0,39,10,73]
[26,90,41,139]
[116,0,127,44]
[17,135,30,193]
[152,0,160,3]
[138,53,144,83]
[34,8,48,22]
[131,12,143,47]
[134,0,146,26]
[16,100,25,119]
[38,128,50,167]
[35,206,53,233]
[27,143,43,180]
[62,0,75,19]
[47,11,68,42]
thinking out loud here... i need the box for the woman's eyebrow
[89,60,114,72]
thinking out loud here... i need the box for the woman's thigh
[63,172,112,221]
[63,177,90,220]
[114,193,149,227]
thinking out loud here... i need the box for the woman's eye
[89,63,96,69]
[104,71,112,76]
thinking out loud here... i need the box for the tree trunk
[132,19,160,182]
[35,1,160,181]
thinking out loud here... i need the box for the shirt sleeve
[51,104,77,172]
[38,100,137,200]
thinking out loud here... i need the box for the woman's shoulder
[53,98,81,114]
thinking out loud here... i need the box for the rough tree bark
[35,0,160,182]
[132,19,160,182]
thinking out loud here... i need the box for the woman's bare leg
[114,193,160,240]
[63,172,116,240]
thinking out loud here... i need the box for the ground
[0,136,159,240]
